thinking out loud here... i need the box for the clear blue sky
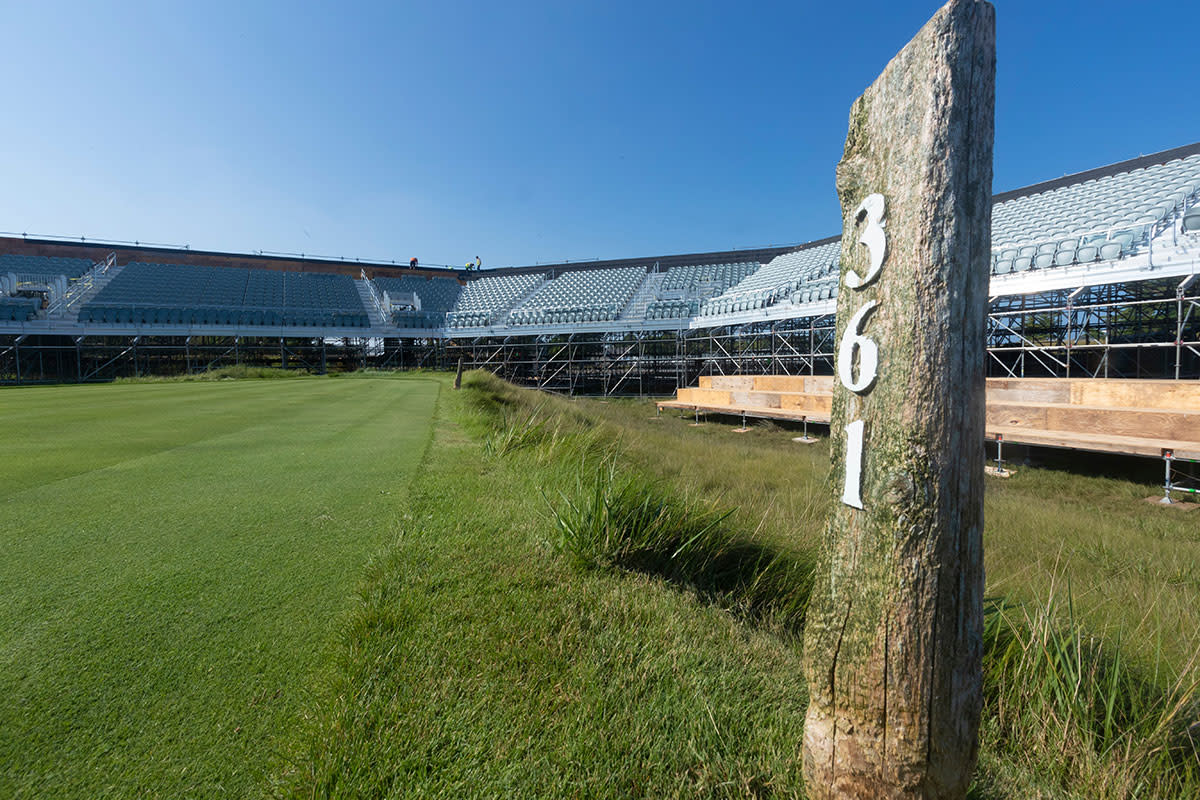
[3,1,1197,268]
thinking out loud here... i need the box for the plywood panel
[1045,406,1200,441]
[753,375,809,393]
[985,403,1048,430]
[805,376,836,393]
[984,379,1071,404]
[698,376,712,389]
[709,376,756,390]
[732,390,781,409]
[1070,379,1200,411]
[677,388,732,405]
[779,393,834,414]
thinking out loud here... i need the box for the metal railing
[45,252,116,316]
[359,269,391,322]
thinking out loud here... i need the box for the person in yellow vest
[475,256,482,269]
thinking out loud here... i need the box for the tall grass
[112,364,308,383]
[549,459,813,633]
[983,584,1200,798]
[470,371,1200,797]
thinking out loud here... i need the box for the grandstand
[447,271,546,329]
[78,262,370,328]
[1,141,1198,389]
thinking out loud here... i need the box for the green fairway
[0,377,438,798]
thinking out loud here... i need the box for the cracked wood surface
[801,2,994,798]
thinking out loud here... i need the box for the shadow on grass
[550,460,814,635]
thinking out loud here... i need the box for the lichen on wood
[801,1,995,798]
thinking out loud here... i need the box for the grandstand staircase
[49,254,122,320]
[623,271,665,321]
[355,277,390,329]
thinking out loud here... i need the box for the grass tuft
[982,583,1200,797]
[113,365,308,383]
[549,459,814,634]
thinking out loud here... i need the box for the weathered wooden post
[801,2,994,798]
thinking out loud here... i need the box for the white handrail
[46,252,117,315]
[359,269,390,322]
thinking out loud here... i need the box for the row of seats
[0,296,41,321]
[993,241,1128,275]
[0,254,93,281]
[699,242,840,317]
[508,305,620,325]
[446,311,492,328]
[520,266,646,314]
[450,272,545,317]
[645,299,698,320]
[789,281,839,305]
[79,305,369,327]
[659,261,758,294]
[80,263,369,328]
[392,311,446,329]
[705,281,839,316]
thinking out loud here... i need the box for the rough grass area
[279,372,1198,799]
[0,376,439,798]
[110,365,311,383]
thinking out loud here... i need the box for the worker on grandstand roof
[409,256,418,269]
[475,256,482,270]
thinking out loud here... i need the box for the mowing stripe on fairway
[0,377,438,799]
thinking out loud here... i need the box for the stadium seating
[447,272,545,328]
[638,261,760,323]
[690,153,1200,323]
[507,266,647,326]
[0,296,41,321]
[660,261,758,294]
[7,148,1200,338]
[0,254,92,281]
[80,262,370,327]
[990,152,1200,272]
[698,243,840,318]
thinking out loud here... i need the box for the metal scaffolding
[0,334,449,384]
[2,275,1196,388]
[987,275,1200,380]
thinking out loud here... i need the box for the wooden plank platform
[657,399,832,424]
[659,376,1200,460]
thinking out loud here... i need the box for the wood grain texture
[801,2,994,798]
